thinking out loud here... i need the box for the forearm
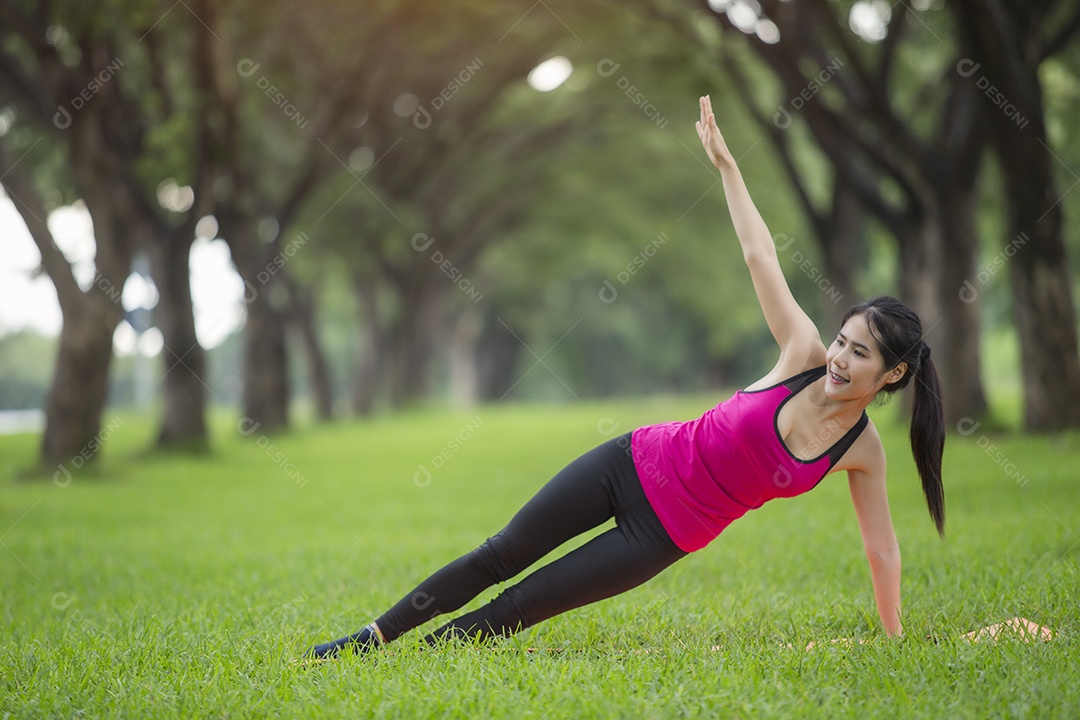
[697,96,776,262]
[867,545,903,637]
[718,161,776,261]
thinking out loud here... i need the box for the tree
[290,0,589,409]
[949,0,1080,430]
[195,0,537,424]
[0,9,142,466]
[0,0,217,460]
[0,138,134,467]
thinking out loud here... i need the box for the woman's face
[824,313,906,402]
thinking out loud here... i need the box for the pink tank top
[631,366,868,552]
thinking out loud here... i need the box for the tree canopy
[2,0,1080,470]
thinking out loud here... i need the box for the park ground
[1,394,1077,718]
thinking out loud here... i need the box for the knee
[467,531,525,586]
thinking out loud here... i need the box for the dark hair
[840,296,946,537]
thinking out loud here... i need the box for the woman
[308,96,945,659]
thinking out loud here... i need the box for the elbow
[742,245,777,267]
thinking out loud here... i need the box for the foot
[306,624,381,660]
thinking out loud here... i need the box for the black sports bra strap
[827,412,869,465]
[782,366,826,393]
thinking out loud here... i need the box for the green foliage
[1,402,1078,717]
[4,0,1080,411]
[136,114,197,189]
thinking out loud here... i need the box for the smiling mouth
[829,369,850,384]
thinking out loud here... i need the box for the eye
[834,337,844,346]
[854,349,866,358]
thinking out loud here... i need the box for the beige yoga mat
[960,616,1053,644]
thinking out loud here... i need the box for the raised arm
[696,96,821,362]
[845,431,904,638]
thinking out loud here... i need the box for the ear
[885,361,908,385]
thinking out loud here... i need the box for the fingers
[697,96,719,143]
[697,94,728,169]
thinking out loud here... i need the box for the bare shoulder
[743,338,828,391]
[834,417,886,476]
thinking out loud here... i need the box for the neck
[808,376,870,427]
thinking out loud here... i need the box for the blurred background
[2,0,1080,469]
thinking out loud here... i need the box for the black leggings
[374,434,687,644]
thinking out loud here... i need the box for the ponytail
[910,344,946,537]
[840,297,947,538]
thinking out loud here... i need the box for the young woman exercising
[308,95,945,658]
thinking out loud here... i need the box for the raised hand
[695,95,735,171]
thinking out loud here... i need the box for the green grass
[1,397,1077,718]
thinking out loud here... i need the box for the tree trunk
[1008,192,1080,430]
[935,174,988,426]
[893,195,991,424]
[477,312,527,402]
[285,277,333,420]
[895,213,941,335]
[448,304,484,408]
[817,181,861,331]
[242,283,290,430]
[952,0,1080,430]
[924,68,990,426]
[147,237,209,447]
[386,283,441,407]
[226,229,290,431]
[352,277,384,416]
[41,296,122,469]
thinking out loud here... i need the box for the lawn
[1,396,1077,718]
